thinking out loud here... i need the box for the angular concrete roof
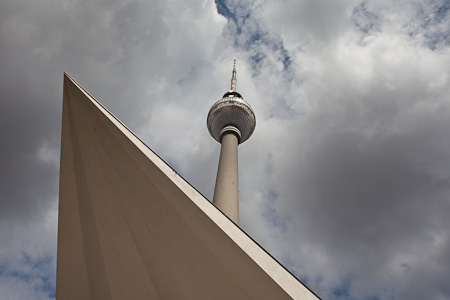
[57,73,320,300]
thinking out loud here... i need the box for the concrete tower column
[213,128,240,224]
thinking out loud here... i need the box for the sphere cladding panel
[207,96,255,143]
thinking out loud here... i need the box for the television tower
[207,60,256,224]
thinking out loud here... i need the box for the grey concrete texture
[213,131,240,224]
[57,73,320,300]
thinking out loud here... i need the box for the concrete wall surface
[56,73,320,300]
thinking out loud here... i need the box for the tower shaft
[213,131,239,224]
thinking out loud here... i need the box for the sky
[1,0,450,299]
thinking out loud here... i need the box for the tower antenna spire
[231,59,237,91]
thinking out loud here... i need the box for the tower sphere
[207,62,256,144]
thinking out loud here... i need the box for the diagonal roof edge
[62,72,320,300]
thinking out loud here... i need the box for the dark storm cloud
[290,109,450,253]
[0,44,61,223]
[0,84,59,222]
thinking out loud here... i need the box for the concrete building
[207,60,255,224]
[57,73,320,299]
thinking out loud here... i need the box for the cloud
[0,200,57,300]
